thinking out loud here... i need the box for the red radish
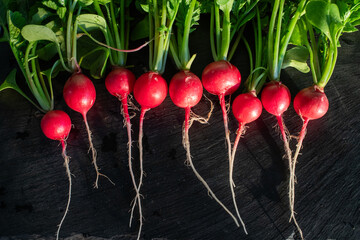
[169,70,241,225]
[40,110,72,240]
[260,81,295,218]
[131,71,167,236]
[105,67,139,226]
[291,86,329,217]
[230,92,262,231]
[201,60,246,230]
[63,72,113,188]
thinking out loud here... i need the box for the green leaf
[21,24,58,43]
[282,46,310,73]
[78,0,94,7]
[343,21,358,32]
[42,0,59,10]
[216,0,234,13]
[56,7,67,20]
[305,1,343,42]
[289,18,308,46]
[76,14,107,33]
[176,0,201,33]
[131,17,149,41]
[31,7,53,24]
[167,0,181,20]
[0,69,30,100]
[37,42,58,61]
[8,11,26,46]
[96,0,111,4]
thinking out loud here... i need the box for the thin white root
[84,117,115,188]
[219,95,247,234]
[56,141,72,240]
[184,129,240,227]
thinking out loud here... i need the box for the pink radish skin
[201,60,247,232]
[105,67,139,228]
[105,67,136,98]
[134,71,168,109]
[294,86,329,120]
[290,86,329,231]
[169,70,203,108]
[64,73,113,188]
[261,81,291,116]
[169,71,240,227]
[41,110,72,141]
[41,110,72,240]
[132,71,168,239]
[202,60,241,96]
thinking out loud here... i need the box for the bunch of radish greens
[0,0,360,239]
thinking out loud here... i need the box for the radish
[129,1,180,238]
[168,0,241,226]
[40,110,72,240]
[261,0,307,237]
[63,72,113,188]
[203,1,260,232]
[105,67,137,225]
[283,1,360,236]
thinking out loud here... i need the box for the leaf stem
[180,0,196,69]
[210,6,217,61]
[268,0,280,81]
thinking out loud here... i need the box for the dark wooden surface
[0,18,360,240]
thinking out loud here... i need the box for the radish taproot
[203,1,259,232]
[40,110,72,240]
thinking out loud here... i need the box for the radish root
[288,118,309,240]
[56,140,72,240]
[119,96,140,228]
[182,107,240,227]
[275,115,294,220]
[219,95,248,234]
[83,115,115,188]
[130,108,149,240]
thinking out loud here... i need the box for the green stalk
[210,7,217,61]
[24,43,50,111]
[152,0,160,70]
[35,58,51,102]
[228,26,245,62]
[306,19,321,80]
[71,6,81,72]
[243,38,253,74]
[120,0,125,50]
[124,9,130,65]
[318,43,337,88]
[277,0,306,74]
[272,0,285,81]
[219,9,231,60]
[110,1,122,65]
[169,38,182,70]
[154,0,167,72]
[214,3,221,58]
[180,0,196,69]
[30,44,48,103]
[66,0,77,71]
[268,0,280,81]
[93,0,105,18]
[148,2,154,69]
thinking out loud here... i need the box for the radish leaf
[21,24,58,43]
[282,46,310,73]
[305,1,342,42]
[76,14,107,33]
